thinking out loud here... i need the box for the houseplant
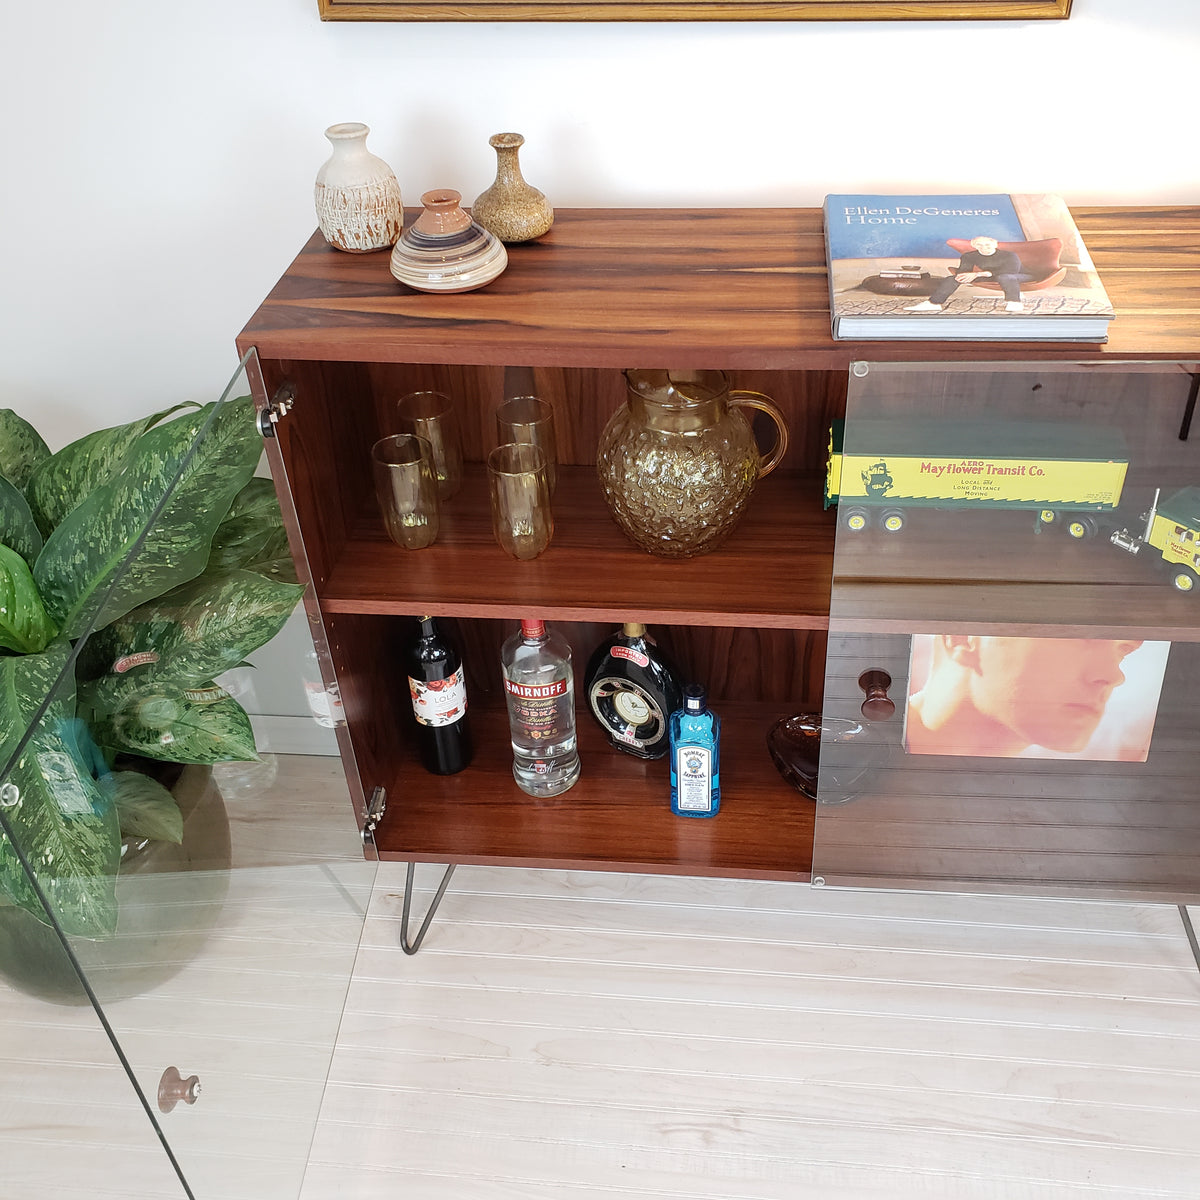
[0,395,304,940]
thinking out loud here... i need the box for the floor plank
[4,755,1200,1199]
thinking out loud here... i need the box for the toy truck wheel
[842,506,871,532]
[1038,509,1058,526]
[1067,516,1098,540]
[1170,567,1198,594]
[880,509,906,533]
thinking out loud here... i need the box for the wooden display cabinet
[237,207,1200,894]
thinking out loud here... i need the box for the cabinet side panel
[323,611,409,828]
[266,359,380,590]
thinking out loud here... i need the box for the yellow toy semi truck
[826,419,1200,595]
[1110,487,1200,593]
[825,418,1129,537]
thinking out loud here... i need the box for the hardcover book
[823,193,1114,342]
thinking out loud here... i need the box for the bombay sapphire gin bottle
[669,685,721,817]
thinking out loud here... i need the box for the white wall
[4,0,1198,445]
[3,0,1197,727]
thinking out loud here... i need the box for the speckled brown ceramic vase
[471,133,554,244]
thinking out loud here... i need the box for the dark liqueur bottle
[584,622,683,760]
[406,615,473,775]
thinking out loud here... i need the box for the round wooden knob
[858,669,895,721]
[158,1066,201,1113]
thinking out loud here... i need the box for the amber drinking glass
[396,390,464,500]
[495,395,557,496]
[371,434,439,549]
[487,442,553,560]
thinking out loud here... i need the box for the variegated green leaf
[206,477,297,582]
[33,396,261,639]
[0,409,51,492]
[107,770,183,844]
[0,476,43,565]
[89,682,259,765]
[25,402,198,537]
[75,568,304,699]
[0,640,119,938]
[0,544,57,654]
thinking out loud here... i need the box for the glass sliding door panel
[814,360,1200,901]
[0,352,378,1198]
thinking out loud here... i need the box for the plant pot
[0,765,231,1005]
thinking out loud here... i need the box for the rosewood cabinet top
[237,206,1200,370]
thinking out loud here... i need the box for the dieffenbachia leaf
[205,477,297,582]
[0,543,57,654]
[107,770,183,844]
[24,402,198,537]
[0,639,119,938]
[0,477,43,567]
[33,396,261,639]
[75,568,304,698]
[0,408,51,493]
[87,682,259,765]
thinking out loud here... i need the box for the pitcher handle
[729,390,789,479]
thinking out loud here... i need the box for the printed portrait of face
[904,634,1167,762]
[967,636,1143,752]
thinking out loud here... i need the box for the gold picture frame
[318,0,1071,20]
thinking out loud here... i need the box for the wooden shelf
[373,698,814,881]
[830,513,1200,641]
[238,207,1200,371]
[320,466,836,629]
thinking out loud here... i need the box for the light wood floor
[3,755,1200,1199]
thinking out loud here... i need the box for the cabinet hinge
[362,786,387,848]
[257,383,295,438]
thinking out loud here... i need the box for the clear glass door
[0,353,378,1198]
[813,359,1200,901]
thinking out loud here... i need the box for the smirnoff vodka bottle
[501,618,581,796]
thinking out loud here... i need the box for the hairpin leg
[400,862,456,955]
[1179,906,1200,977]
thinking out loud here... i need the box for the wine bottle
[584,622,683,759]
[669,685,721,818]
[501,618,581,797]
[406,615,473,775]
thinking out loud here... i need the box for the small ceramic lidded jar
[314,123,403,253]
[471,132,554,244]
[390,189,508,294]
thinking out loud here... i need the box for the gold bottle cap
[621,622,647,638]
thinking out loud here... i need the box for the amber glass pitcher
[596,369,789,558]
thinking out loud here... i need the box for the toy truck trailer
[1110,486,1200,594]
[826,418,1129,535]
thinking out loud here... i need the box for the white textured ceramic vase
[314,122,403,253]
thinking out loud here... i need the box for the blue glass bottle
[669,685,721,818]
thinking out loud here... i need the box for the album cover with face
[903,635,1170,762]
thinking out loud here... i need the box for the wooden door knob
[158,1066,201,1113]
[858,670,895,721]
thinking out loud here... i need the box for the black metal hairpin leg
[400,862,456,955]
[1178,372,1199,441]
[1179,906,1200,978]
